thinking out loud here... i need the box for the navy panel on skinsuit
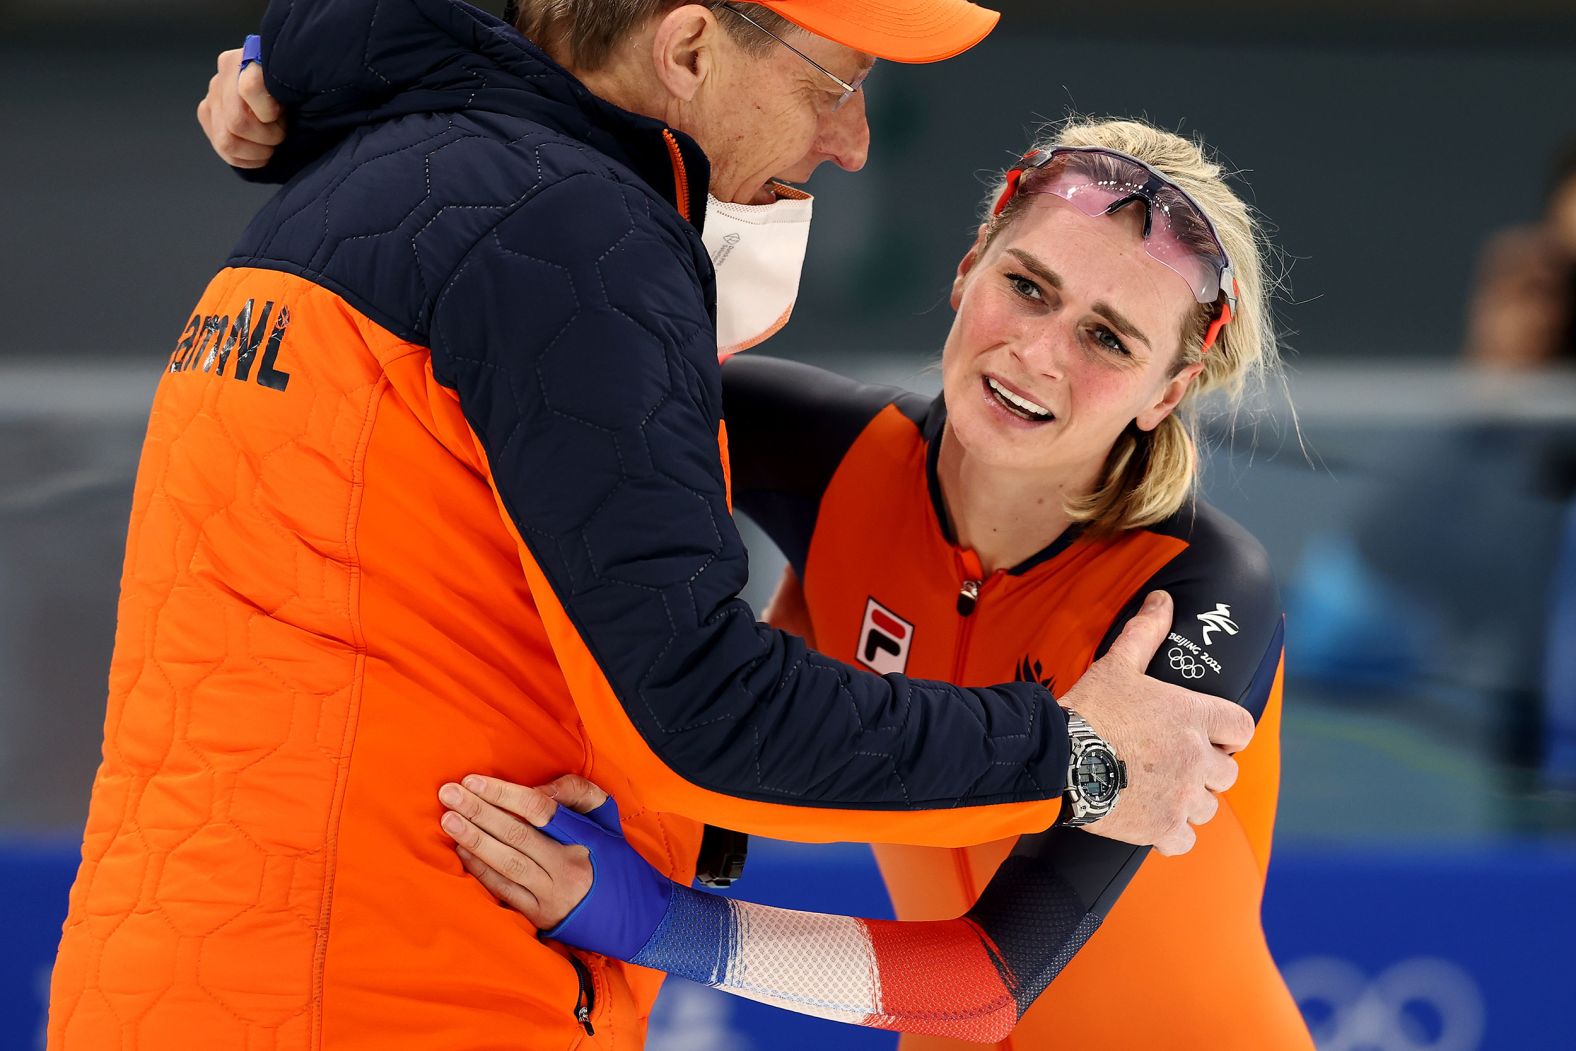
[723,354,928,573]
[974,506,1284,1015]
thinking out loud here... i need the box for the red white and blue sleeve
[538,795,1112,1043]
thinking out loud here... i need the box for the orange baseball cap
[755,0,1000,63]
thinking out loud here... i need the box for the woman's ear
[950,223,991,309]
[1136,360,1205,432]
[650,5,719,103]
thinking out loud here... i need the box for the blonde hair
[508,1,791,71]
[980,118,1281,535]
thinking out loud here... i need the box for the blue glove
[538,796,676,961]
[240,34,263,75]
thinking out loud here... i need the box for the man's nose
[818,91,870,173]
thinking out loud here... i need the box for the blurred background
[3,1,1575,1048]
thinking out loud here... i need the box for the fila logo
[1197,603,1239,646]
[857,597,914,676]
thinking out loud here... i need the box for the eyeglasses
[994,146,1238,351]
[714,3,870,111]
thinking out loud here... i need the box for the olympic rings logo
[1283,956,1485,1051]
[1167,647,1206,679]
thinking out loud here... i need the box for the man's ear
[950,223,990,309]
[1136,360,1206,432]
[651,5,720,102]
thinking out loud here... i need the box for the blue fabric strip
[630,884,737,987]
[240,34,263,75]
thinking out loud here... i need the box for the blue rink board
[652,839,1576,1051]
[9,837,1575,1050]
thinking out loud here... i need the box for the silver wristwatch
[1059,709,1127,827]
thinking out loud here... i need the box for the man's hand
[197,47,285,169]
[1057,590,1253,857]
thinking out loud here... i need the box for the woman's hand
[438,774,677,960]
[196,45,285,169]
[437,774,604,929]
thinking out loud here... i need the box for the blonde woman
[438,118,1313,1050]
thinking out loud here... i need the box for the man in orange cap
[51,2,1255,1048]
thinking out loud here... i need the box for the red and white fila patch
[857,597,914,675]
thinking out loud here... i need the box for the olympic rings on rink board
[1282,955,1486,1051]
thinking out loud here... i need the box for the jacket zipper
[661,128,691,223]
[567,951,596,1036]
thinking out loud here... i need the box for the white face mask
[704,182,813,361]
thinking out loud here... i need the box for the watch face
[1075,748,1120,805]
